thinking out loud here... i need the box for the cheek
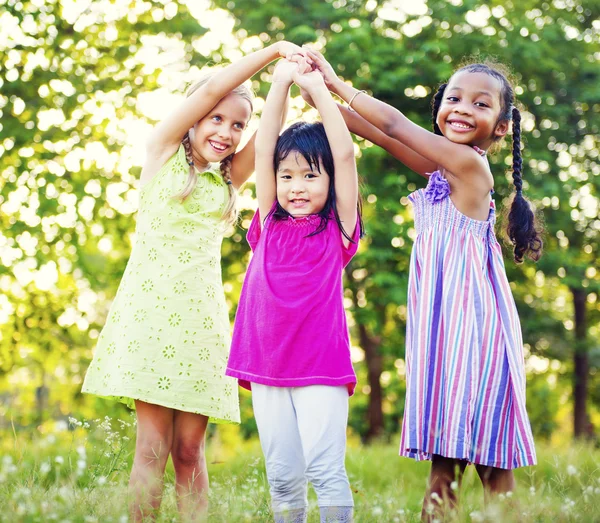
[193,121,209,138]
[276,182,285,198]
[232,131,244,147]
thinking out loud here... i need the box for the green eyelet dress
[82,145,240,424]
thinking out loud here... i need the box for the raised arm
[229,88,291,189]
[293,64,358,242]
[301,88,436,178]
[306,49,484,181]
[143,41,304,185]
[255,60,300,222]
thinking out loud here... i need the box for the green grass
[1,417,599,522]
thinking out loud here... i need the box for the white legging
[252,384,354,512]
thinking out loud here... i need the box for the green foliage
[1,425,600,521]
[212,0,600,439]
[0,0,599,441]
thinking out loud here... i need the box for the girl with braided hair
[306,50,541,520]
[82,41,306,521]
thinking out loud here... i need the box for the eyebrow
[277,167,318,173]
[448,87,493,97]
[210,111,247,123]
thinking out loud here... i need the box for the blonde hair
[174,76,254,227]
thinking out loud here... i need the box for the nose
[291,183,305,194]
[217,125,232,141]
[453,102,472,115]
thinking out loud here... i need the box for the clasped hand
[273,54,326,94]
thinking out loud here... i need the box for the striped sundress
[399,170,537,469]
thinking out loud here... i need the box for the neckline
[472,145,487,156]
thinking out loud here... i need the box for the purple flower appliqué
[424,170,451,204]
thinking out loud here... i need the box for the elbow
[380,106,405,140]
[382,118,401,140]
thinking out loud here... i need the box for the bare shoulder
[139,143,181,188]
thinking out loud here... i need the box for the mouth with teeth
[290,198,309,207]
[447,120,474,131]
[208,140,229,153]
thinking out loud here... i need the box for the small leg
[475,464,515,502]
[422,455,467,522]
[129,401,174,523]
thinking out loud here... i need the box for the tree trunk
[571,288,591,439]
[359,324,384,441]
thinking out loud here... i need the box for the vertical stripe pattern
[399,183,537,469]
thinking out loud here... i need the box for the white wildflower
[372,506,383,516]
[96,476,107,485]
[566,465,577,476]
[40,461,51,475]
[450,480,459,491]
[55,456,64,465]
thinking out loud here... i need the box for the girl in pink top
[226,58,362,523]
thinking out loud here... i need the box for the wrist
[273,41,289,58]
[271,78,293,93]
[330,77,346,96]
[272,78,293,87]
[310,84,333,105]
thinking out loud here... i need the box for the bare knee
[172,439,205,470]
[135,434,172,466]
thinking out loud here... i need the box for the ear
[494,119,509,139]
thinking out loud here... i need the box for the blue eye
[212,115,222,122]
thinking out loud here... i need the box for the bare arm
[255,61,299,222]
[230,90,290,189]
[294,67,358,243]
[338,104,437,178]
[301,88,436,177]
[306,49,486,183]
[143,41,304,185]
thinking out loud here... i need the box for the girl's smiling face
[276,151,330,217]
[436,71,509,150]
[190,93,252,166]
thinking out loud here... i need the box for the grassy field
[1,416,599,522]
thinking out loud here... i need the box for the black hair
[430,62,543,263]
[270,121,363,242]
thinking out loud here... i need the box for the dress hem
[399,447,537,470]
[82,387,240,425]
[225,369,356,396]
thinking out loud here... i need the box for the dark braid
[431,83,447,136]
[435,61,544,263]
[511,108,523,194]
[506,106,542,263]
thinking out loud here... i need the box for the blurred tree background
[1,0,598,445]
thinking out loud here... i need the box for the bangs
[274,122,333,176]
